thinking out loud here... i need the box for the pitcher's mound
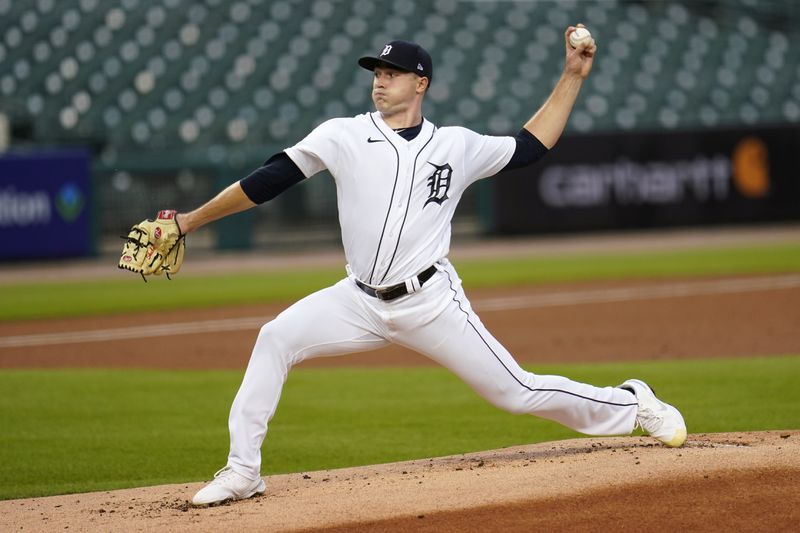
[3,431,798,532]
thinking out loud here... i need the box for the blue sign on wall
[0,149,92,260]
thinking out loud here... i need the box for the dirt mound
[2,431,797,532]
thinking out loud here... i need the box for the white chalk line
[475,275,800,311]
[0,317,272,349]
[1,275,798,349]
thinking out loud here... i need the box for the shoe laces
[635,406,664,434]
[210,466,238,485]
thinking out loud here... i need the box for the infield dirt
[1,431,797,532]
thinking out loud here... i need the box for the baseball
[569,27,592,48]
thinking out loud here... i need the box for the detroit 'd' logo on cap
[381,45,392,57]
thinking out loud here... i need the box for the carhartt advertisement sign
[0,150,92,260]
[493,126,798,233]
[537,154,732,208]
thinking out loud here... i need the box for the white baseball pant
[226,259,638,480]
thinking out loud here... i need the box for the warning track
[1,274,797,349]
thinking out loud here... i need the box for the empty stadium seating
[1,0,798,160]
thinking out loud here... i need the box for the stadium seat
[0,0,797,157]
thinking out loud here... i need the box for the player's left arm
[523,24,596,149]
[175,182,257,235]
[119,153,303,279]
[176,153,303,234]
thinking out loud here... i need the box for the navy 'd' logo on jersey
[424,162,452,207]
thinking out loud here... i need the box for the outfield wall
[2,125,798,261]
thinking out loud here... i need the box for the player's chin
[373,96,388,110]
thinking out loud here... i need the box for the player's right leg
[192,278,389,506]
[392,261,655,438]
[401,262,685,446]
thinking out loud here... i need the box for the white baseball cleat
[619,379,687,448]
[191,466,266,506]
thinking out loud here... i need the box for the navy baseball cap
[358,40,433,81]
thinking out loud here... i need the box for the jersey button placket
[392,149,412,231]
[379,150,409,281]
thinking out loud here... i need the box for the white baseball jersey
[284,112,516,286]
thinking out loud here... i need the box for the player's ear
[417,76,429,94]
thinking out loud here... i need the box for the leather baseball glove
[119,210,185,280]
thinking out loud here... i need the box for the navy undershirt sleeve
[239,152,305,205]
[499,129,549,173]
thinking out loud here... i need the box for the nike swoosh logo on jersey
[367,137,385,143]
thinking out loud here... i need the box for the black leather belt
[355,265,438,301]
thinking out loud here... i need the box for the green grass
[2,243,798,321]
[1,356,798,500]
[456,243,800,286]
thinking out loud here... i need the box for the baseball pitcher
[120,26,686,506]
